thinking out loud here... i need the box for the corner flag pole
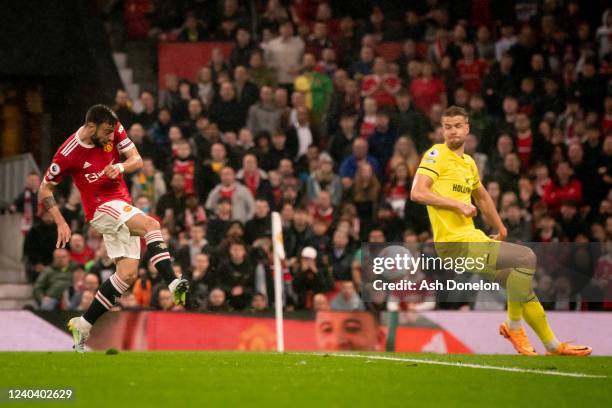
[271,212,286,352]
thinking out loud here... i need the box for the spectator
[75,290,94,312]
[409,61,447,115]
[156,173,187,228]
[131,157,166,206]
[188,253,214,310]
[233,65,259,116]
[113,89,136,128]
[205,166,255,223]
[327,229,354,281]
[265,20,305,91]
[361,57,401,109]
[543,161,583,212]
[328,112,356,163]
[196,67,215,107]
[247,86,283,135]
[306,152,342,206]
[250,293,269,312]
[313,292,331,311]
[244,198,272,244]
[68,233,93,265]
[137,90,158,130]
[176,222,209,272]
[368,111,398,170]
[70,272,99,310]
[230,27,256,69]
[286,106,320,160]
[294,53,333,121]
[215,241,254,310]
[177,12,208,42]
[349,46,374,80]
[392,91,430,153]
[456,43,489,95]
[293,246,333,310]
[339,138,381,181]
[331,281,365,311]
[10,172,40,234]
[33,249,73,310]
[157,288,184,311]
[237,153,273,202]
[249,49,277,88]
[23,210,57,281]
[209,81,244,132]
[207,287,230,311]
[503,203,533,242]
[495,24,517,61]
[351,162,381,227]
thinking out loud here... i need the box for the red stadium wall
[158,43,233,89]
[157,41,429,90]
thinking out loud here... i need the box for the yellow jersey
[416,143,485,242]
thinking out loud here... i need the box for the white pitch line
[297,353,608,379]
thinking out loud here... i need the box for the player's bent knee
[521,247,537,270]
[146,217,160,232]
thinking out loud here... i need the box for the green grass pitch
[0,352,610,407]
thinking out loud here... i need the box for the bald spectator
[209,82,244,132]
[339,138,381,180]
[247,86,283,134]
[205,167,255,223]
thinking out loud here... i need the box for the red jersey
[516,132,533,170]
[409,78,445,115]
[43,122,135,220]
[172,158,196,193]
[456,59,488,94]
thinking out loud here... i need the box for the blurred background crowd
[6,0,612,315]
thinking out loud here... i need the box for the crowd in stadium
[10,0,612,313]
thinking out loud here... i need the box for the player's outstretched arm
[471,185,507,240]
[38,180,71,248]
[411,173,476,217]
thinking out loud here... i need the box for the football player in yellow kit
[410,106,591,356]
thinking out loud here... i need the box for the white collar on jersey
[75,126,94,149]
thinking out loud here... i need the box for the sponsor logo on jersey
[83,161,91,169]
[452,184,471,194]
[85,170,106,183]
[123,205,132,212]
[118,124,124,134]
[104,141,113,152]
[428,149,439,157]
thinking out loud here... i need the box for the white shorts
[90,200,143,260]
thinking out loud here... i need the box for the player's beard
[91,135,104,148]
[447,138,465,151]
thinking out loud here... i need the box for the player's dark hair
[442,106,469,122]
[85,104,118,126]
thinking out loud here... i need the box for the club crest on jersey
[123,205,132,212]
[49,163,61,175]
[103,141,113,152]
[428,149,439,157]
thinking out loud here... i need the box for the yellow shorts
[434,229,500,277]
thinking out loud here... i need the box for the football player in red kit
[39,105,189,352]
